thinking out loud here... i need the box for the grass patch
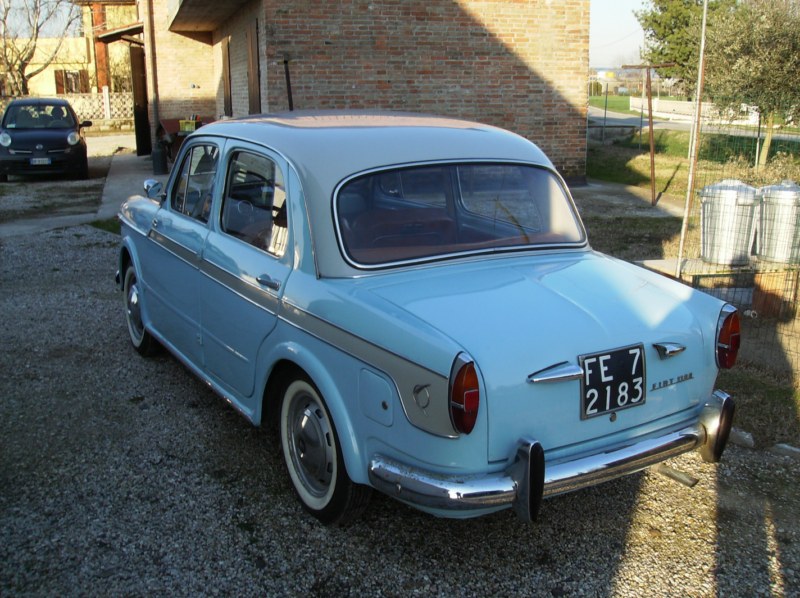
[589,95,634,114]
[614,129,800,164]
[90,217,121,235]
[588,132,800,201]
[583,216,684,261]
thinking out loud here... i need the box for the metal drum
[700,179,758,266]
[757,181,800,264]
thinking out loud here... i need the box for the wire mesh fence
[669,101,800,381]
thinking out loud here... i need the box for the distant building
[0,1,137,96]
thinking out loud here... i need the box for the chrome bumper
[368,390,734,521]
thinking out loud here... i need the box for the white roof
[197,111,558,276]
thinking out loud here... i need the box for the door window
[221,151,288,258]
[171,144,219,223]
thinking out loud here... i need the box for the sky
[590,0,647,69]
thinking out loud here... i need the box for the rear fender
[258,335,371,485]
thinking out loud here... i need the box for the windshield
[3,104,76,129]
[336,163,585,266]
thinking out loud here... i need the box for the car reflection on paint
[117,111,739,524]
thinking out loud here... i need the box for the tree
[0,0,81,96]
[636,0,733,98]
[706,0,800,166]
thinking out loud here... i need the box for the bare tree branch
[0,0,82,95]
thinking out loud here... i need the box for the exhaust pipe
[653,463,698,487]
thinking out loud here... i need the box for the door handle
[257,274,281,291]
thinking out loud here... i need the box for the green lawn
[589,95,633,114]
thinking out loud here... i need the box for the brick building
[140,0,589,179]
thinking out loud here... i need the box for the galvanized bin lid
[759,180,800,204]
[700,179,757,204]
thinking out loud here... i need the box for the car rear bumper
[368,389,734,521]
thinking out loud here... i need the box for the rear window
[336,163,585,266]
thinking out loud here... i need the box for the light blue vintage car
[118,112,739,524]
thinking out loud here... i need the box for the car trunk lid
[363,251,716,462]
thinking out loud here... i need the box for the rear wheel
[123,264,158,356]
[280,377,371,525]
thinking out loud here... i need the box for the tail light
[449,354,480,434]
[716,305,740,369]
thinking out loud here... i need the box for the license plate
[579,344,646,419]
[30,158,51,166]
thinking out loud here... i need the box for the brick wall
[262,0,589,178]
[142,0,218,130]
[212,0,268,117]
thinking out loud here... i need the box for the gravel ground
[1,225,799,597]
[0,134,130,224]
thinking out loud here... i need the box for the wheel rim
[282,382,336,509]
[124,269,144,345]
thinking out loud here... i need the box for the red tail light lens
[716,305,740,369]
[450,355,480,435]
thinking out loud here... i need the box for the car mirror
[80,120,92,128]
[144,179,164,200]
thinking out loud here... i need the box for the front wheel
[123,264,158,356]
[280,377,371,525]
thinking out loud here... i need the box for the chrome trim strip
[280,301,456,438]
[715,303,739,368]
[332,160,588,271]
[653,342,686,359]
[199,259,280,313]
[149,229,201,265]
[527,361,583,384]
[368,389,733,520]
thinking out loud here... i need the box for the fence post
[102,86,111,120]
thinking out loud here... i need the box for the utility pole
[623,62,677,207]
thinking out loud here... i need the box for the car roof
[201,111,552,182]
[7,97,71,107]
[196,111,559,277]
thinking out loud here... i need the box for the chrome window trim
[332,159,588,271]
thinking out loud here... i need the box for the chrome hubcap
[126,278,143,338]
[290,400,333,496]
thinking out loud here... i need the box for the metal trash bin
[757,180,800,264]
[700,179,758,266]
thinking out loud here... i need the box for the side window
[221,151,288,258]
[171,144,219,223]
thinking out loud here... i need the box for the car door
[141,140,220,365]
[199,145,292,401]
